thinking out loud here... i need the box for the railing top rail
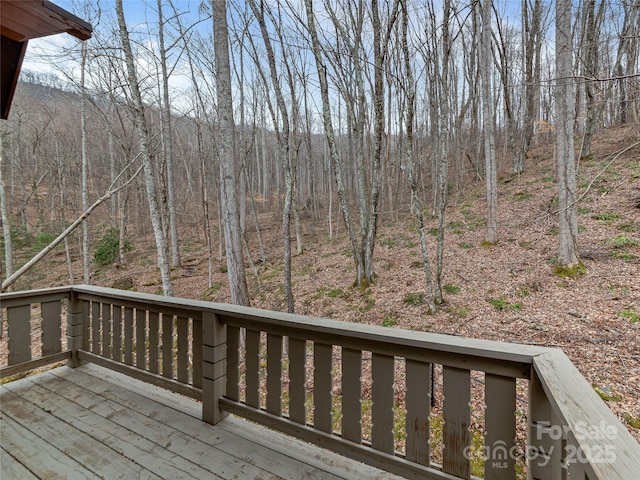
[0,286,72,307]
[533,350,640,479]
[69,284,213,312]
[67,285,551,367]
[0,284,552,370]
[216,308,552,363]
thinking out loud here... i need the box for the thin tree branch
[2,160,144,292]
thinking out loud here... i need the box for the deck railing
[1,285,638,480]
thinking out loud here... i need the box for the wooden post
[66,291,85,368]
[528,367,563,480]
[202,311,228,425]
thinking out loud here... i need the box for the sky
[21,0,212,113]
[18,0,559,125]
[22,0,207,68]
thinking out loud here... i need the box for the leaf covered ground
[8,125,640,444]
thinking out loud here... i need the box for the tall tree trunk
[578,0,604,159]
[555,0,580,269]
[80,41,90,284]
[493,12,521,175]
[157,0,181,268]
[118,188,130,265]
[108,109,117,220]
[211,0,250,306]
[364,0,389,285]
[581,0,633,156]
[248,0,295,312]
[521,0,544,171]
[434,0,452,305]
[481,0,497,244]
[0,135,13,285]
[401,0,436,313]
[116,0,173,296]
[171,6,216,288]
[304,0,363,287]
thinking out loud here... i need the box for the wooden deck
[1,363,403,480]
[3,286,640,479]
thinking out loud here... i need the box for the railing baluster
[148,311,159,374]
[41,300,61,356]
[372,353,394,454]
[192,317,202,388]
[101,303,111,358]
[313,342,332,433]
[443,366,471,479]
[226,325,239,400]
[567,456,587,479]
[123,307,133,365]
[135,309,146,369]
[91,301,100,354]
[81,300,90,352]
[342,347,362,443]
[485,374,516,479]
[405,359,430,466]
[245,329,261,408]
[7,305,31,365]
[288,337,306,424]
[176,317,188,383]
[266,333,282,415]
[162,313,173,378]
[112,305,122,362]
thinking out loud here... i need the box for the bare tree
[211,0,250,306]
[419,0,454,305]
[116,0,173,295]
[0,132,13,285]
[580,0,637,156]
[304,0,398,289]
[156,0,181,268]
[304,0,363,287]
[493,10,521,175]
[247,0,295,312]
[400,0,436,314]
[481,0,497,244]
[555,0,580,269]
[80,41,90,283]
[520,0,546,171]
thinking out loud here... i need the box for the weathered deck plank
[1,387,159,479]
[50,367,344,480]
[1,364,404,480]
[1,414,100,479]
[0,447,39,480]
[4,376,221,479]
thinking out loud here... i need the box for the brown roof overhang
[1,0,92,119]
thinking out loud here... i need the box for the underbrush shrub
[94,227,131,266]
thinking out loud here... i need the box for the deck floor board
[1,386,158,480]
[1,365,404,480]
[1,447,40,480]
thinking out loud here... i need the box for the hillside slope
[6,124,640,441]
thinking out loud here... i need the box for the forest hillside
[3,110,639,441]
[1,2,639,476]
